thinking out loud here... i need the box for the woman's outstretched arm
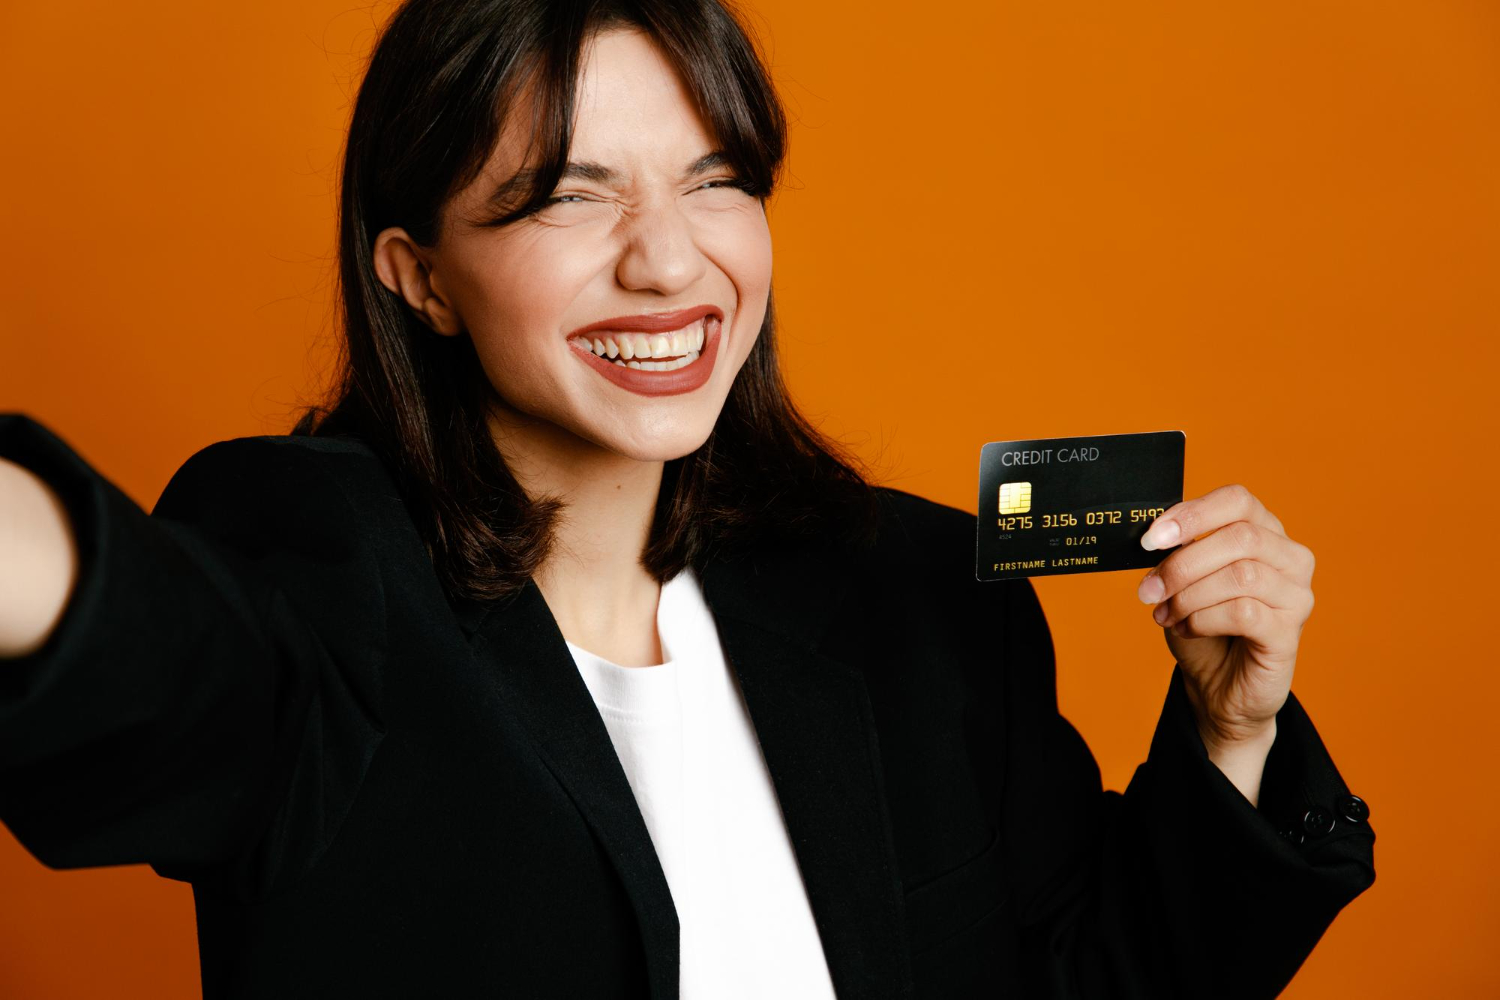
[0,414,388,899]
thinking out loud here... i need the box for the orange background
[1,1,1494,995]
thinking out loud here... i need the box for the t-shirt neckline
[564,568,701,717]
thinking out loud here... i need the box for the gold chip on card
[998,481,1032,514]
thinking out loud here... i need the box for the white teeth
[571,317,716,367]
[609,351,701,371]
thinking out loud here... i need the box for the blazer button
[1336,793,1369,823]
[1302,808,1335,838]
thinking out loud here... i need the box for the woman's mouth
[565,313,723,397]
[566,316,706,371]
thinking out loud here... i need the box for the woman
[0,1,1374,997]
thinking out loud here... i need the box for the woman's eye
[699,177,752,193]
[526,179,752,219]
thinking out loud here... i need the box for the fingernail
[1141,518,1180,551]
[1137,572,1165,604]
[1152,602,1169,624]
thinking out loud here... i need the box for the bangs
[471,0,786,229]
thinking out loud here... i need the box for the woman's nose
[614,201,707,296]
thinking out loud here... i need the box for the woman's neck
[488,406,667,667]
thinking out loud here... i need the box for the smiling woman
[0,0,1374,997]
[307,0,878,615]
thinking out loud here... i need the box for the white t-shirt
[565,566,838,999]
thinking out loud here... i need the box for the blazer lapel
[460,583,681,1000]
[699,546,915,998]
[453,542,913,1000]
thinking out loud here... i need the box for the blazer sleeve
[996,576,1376,999]
[0,413,387,900]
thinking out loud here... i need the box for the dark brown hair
[291,0,878,604]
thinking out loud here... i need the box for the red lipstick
[568,303,722,337]
[567,305,724,397]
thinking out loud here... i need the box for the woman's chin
[584,423,715,464]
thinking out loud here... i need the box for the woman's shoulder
[860,485,979,578]
[158,429,397,516]
[148,429,415,569]
[848,485,1040,628]
[165,429,388,492]
[870,485,976,540]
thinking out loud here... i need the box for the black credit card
[976,431,1186,581]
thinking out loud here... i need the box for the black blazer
[0,413,1375,999]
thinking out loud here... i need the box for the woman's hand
[1135,484,1316,759]
[0,456,80,659]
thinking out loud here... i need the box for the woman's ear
[371,226,465,337]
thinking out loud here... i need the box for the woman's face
[381,27,773,465]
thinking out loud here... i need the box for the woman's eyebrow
[489,149,731,204]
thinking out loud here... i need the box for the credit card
[976,430,1186,581]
